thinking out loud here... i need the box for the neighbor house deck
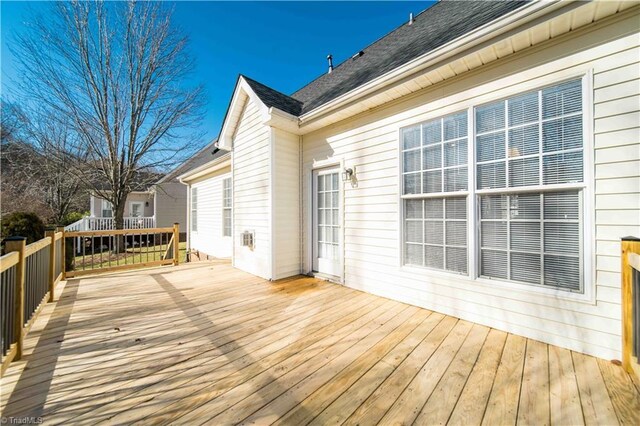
[1,261,638,425]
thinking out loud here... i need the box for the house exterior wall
[300,11,640,360]
[232,99,272,279]
[272,128,301,279]
[189,167,232,258]
[90,193,154,217]
[154,182,187,229]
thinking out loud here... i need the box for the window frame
[101,199,113,218]
[398,71,594,302]
[191,187,198,233]
[222,177,232,238]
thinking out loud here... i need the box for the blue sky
[1,1,434,145]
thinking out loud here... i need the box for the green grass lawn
[72,241,187,272]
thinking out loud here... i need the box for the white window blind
[402,111,468,274]
[223,178,232,237]
[475,79,583,190]
[191,187,198,232]
[479,191,581,290]
[404,197,468,273]
[476,79,584,291]
[400,78,586,292]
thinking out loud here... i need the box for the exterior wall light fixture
[342,167,355,182]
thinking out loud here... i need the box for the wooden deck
[1,261,639,425]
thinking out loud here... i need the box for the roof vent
[352,51,364,60]
[408,12,414,25]
[327,54,333,74]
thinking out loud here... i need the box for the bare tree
[1,101,89,224]
[13,0,203,230]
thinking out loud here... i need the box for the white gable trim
[218,77,269,150]
[218,77,303,150]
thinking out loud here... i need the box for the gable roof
[157,140,227,184]
[291,0,528,115]
[243,76,303,117]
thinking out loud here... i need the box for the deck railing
[1,230,64,376]
[621,236,640,382]
[63,224,179,278]
[1,225,179,376]
[65,216,155,232]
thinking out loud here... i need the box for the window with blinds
[476,79,584,291]
[402,111,468,274]
[191,187,198,232]
[400,78,585,292]
[223,178,232,237]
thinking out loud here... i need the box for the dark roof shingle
[243,76,304,116]
[158,140,229,183]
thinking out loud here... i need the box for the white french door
[312,168,342,278]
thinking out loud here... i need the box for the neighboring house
[189,0,640,361]
[178,141,232,259]
[89,190,154,220]
[75,168,188,232]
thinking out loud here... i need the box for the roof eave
[178,152,232,183]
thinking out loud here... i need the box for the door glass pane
[317,172,340,261]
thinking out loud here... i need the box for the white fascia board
[178,153,232,183]
[218,77,271,150]
[298,0,566,126]
[264,107,302,135]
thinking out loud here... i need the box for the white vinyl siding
[232,99,271,279]
[301,10,639,360]
[189,169,232,258]
[222,178,232,237]
[190,187,198,232]
[272,128,301,279]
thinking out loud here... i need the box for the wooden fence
[1,229,64,376]
[621,236,640,383]
[63,224,179,278]
[0,224,179,376]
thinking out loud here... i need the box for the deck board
[1,261,638,425]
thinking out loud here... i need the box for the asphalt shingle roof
[158,140,229,183]
[244,0,528,117]
[243,76,304,116]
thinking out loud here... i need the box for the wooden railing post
[4,237,26,361]
[621,236,640,378]
[57,226,66,279]
[45,228,56,302]
[173,223,180,266]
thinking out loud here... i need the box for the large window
[401,78,585,292]
[402,111,468,274]
[191,187,198,232]
[223,178,232,237]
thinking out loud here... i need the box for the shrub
[1,211,46,244]
[63,211,88,226]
